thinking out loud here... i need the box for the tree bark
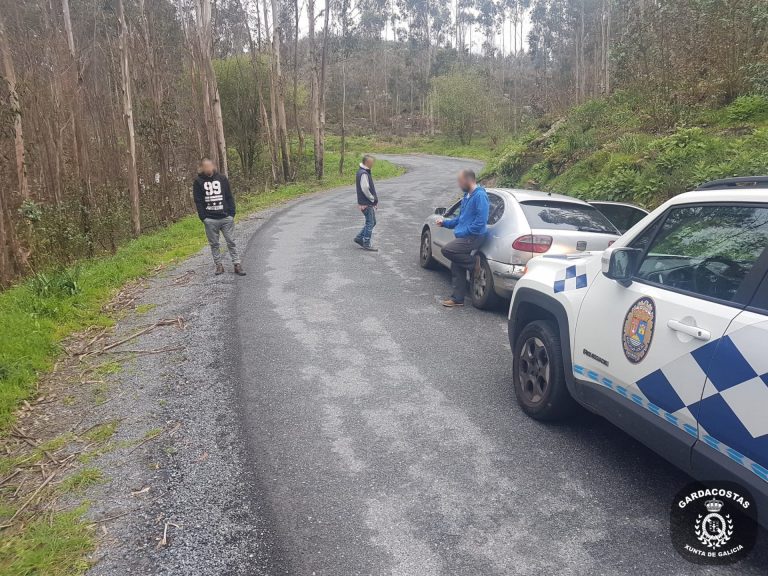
[61,0,94,249]
[118,0,141,237]
[292,0,305,179]
[270,0,292,181]
[0,13,29,201]
[307,0,322,179]
[195,0,228,175]
[138,0,172,221]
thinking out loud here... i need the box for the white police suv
[507,177,768,519]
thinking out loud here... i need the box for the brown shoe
[215,264,225,275]
[234,264,247,276]
[441,298,465,307]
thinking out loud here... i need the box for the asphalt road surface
[236,155,767,575]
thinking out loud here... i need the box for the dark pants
[355,206,376,247]
[441,235,485,302]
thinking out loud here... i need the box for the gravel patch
[82,202,303,576]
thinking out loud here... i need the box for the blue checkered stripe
[553,264,588,293]
[574,321,768,484]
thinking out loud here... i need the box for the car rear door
[574,203,768,468]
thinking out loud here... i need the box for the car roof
[670,188,768,206]
[487,188,593,205]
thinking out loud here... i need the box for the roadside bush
[725,95,768,123]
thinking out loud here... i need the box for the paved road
[236,155,767,575]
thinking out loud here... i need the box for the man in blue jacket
[437,169,489,307]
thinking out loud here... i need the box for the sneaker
[362,245,378,252]
[234,264,247,276]
[441,297,464,307]
[215,264,225,275]
[353,237,364,247]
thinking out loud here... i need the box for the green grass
[57,468,104,494]
[325,134,509,163]
[0,506,93,576]
[0,153,403,433]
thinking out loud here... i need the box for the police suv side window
[632,205,768,303]
[750,273,768,313]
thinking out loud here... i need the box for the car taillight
[512,235,552,253]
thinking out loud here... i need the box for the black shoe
[363,245,378,252]
[353,237,364,247]
[234,264,247,276]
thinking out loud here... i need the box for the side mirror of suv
[603,247,642,286]
[434,207,447,216]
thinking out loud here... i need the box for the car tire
[471,255,501,310]
[420,228,438,269]
[512,320,576,421]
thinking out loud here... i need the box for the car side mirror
[434,207,447,216]
[603,247,642,286]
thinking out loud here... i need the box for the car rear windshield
[520,200,618,234]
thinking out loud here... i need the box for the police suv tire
[513,320,576,421]
[420,228,439,269]
[471,255,501,310]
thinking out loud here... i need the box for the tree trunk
[307,0,322,179]
[195,0,228,175]
[292,0,305,179]
[263,0,282,182]
[0,13,29,201]
[61,0,94,250]
[118,0,141,237]
[241,0,278,184]
[339,58,346,175]
[270,0,292,181]
[138,0,172,222]
[315,0,330,179]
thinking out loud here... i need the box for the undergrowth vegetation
[487,93,768,208]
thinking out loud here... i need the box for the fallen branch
[3,469,58,527]
[100,317,184,353]
[103,346,183,357]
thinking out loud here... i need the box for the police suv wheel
[420,229,438,269]
[471,255,501,310]
[513,320,575,420]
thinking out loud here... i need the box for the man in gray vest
[353,155,379,252]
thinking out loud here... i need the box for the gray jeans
[203,216,240,265]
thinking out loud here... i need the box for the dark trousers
[355,206,376,246]
[441,235,484,302]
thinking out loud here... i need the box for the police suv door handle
[667,319,711,341]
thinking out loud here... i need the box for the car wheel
[420,228,438,269]
[513,320,576,420]
[471,255,501,310]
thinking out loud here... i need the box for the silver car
[419,189,621,309]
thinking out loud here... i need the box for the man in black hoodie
[193,158,245,276]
